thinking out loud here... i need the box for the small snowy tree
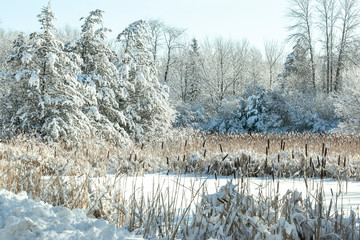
[1,3,94,143]
[117,20,175,140]
[184,38,202,103]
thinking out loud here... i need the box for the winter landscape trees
[1,1,360,239]
[1,1,360,139]
[0,4,175,144]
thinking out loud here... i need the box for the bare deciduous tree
[264,40,284,88]
[334,0,360,92]
[287,0,316,93]
[316,0,338,93]
[148,19,164,62]
[163,26,185,82]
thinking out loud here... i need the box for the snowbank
[0,189,143,240]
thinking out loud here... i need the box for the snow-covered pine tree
[1,2,94,143]
[69,9,131,144]
[117,20,175,140]
[185,38,202,103]
[282,38,313,92]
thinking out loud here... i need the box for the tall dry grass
[0,130,360,238]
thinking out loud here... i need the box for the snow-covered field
[1,173,360,239]
[0,189,143,240]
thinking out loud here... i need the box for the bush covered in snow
[181,181,359,240]
[201,88,338,134]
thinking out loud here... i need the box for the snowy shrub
[180,181,359,240]
[282,90,338,132]
[174,103,207,129]
[204,90,282,133]
[333,87,360,133]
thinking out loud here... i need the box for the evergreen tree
[185,38,202,103]
[1,3,93,143]
[282,38,313,91]
[70,9,130,144]
[117,20,175,140]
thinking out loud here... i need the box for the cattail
[203,149,207,158]
[141,143,144,150]
[264,157,268,169]
[166,156,169,165]
[280,139,283,150]
[282,141,286,151]
[219,143,223,153]
[338,155,341,166]
[233,170,236,180]
[267,138,270,151]
[266,146,268,156]
[161,141,164,150]
[322,142,325,156]
[207,165,210,174]
[202,139,206,148]
[324,147,328,157]
[107,150,110,159]
[184,139,188,148]
[54,147,57,158]
[215,172,217,180]
[134,154,137,161]
[277,154,280,163]
[344,157,347,168]
[305,143,308,157]
[183,155,186,162]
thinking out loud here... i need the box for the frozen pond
[100,173,360,215]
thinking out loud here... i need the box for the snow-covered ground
[1,174,359,239]
[0,189,143,240]
[111,173,360,214]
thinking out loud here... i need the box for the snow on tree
[184,38,202,103]
[117,20,175,140]
[69,9,131,144]
[204,90,282,133]
[1,3,94,143]
[333,87,360,132]
[282,38,313,92]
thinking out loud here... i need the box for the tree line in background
[1,0,360,144]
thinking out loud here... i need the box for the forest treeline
[1,0,360,144]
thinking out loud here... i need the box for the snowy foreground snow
[0,189,143,240]
[1,174,360,239]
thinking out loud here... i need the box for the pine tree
[1,3,94,143]
[117,20,175,140]
[282,38,313,92]
[186,38,202,103]
[70,9,131,144]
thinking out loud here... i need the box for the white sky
[0,0,290,52]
